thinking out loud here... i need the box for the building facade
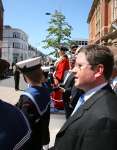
[0,0,4,57]
[2,25,29,66]
[87,0,117,47]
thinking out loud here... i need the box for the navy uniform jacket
[0,99,31,150]
[16,85,51,150]
[53,84,117,150]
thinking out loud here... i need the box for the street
[0,74,27,90]
[0,75,66,147]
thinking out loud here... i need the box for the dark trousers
[14,73,20,90]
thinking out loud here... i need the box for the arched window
[13,32,21,39]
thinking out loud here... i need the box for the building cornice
[87,0,99,23]
[87,0,111,23]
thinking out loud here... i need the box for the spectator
[50,44,117,150]
[59,56,84,119]
[70,44,78,54]
[13,64,20,91]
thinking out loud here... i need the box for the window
[82,41,84,45]
[13,53,19,63]
[79,41,81,45]
[13,42,20,49]
[85,41,88,45]
[13,32,21,39]
[96,4,101,34]
[113,0,117,20]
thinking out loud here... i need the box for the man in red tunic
[52,46,70,109]
[53,46,69,84]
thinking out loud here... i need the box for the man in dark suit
[59,69,83,119]
[59,55,83,119]
[51,44,117,150]
[59,71,74,118]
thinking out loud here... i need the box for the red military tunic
[54,56,69,82]
[52,55,69,109]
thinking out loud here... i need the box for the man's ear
[94,64,104,78]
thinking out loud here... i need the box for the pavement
[0,85,66,147]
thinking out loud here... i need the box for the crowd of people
[0,44,117,150]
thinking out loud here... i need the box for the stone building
[2,25,29,66]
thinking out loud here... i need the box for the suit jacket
[60,72,74,96]
[54,84,117,150]
[60,72,84,118]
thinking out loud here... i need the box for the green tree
[43,10,72,57]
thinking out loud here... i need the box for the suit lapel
[57,84,112,134]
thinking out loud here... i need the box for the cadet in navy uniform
[0,59,31,150]
[16,57,51,150]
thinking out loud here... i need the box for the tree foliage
[43,10,72,56]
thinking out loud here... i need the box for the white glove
[43,144,49,150]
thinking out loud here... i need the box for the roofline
[87,0,111,23]
[4,25,28,36]
[87,0,98,23]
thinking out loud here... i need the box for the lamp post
[45,12,51,16]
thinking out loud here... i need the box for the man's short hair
[78,44,114,80]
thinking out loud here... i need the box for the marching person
[16,57,51,150]
[0,59,31,149]
[50,44,117,150]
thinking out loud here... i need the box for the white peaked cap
[16,57,41,73]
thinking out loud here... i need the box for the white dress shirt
[71,82,108,116]
[62,70,72,85]
[111,76,117,89]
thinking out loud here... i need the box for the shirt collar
[84,82,108,102]
[111,76,117,87]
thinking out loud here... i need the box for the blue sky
[3,0,93,54]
